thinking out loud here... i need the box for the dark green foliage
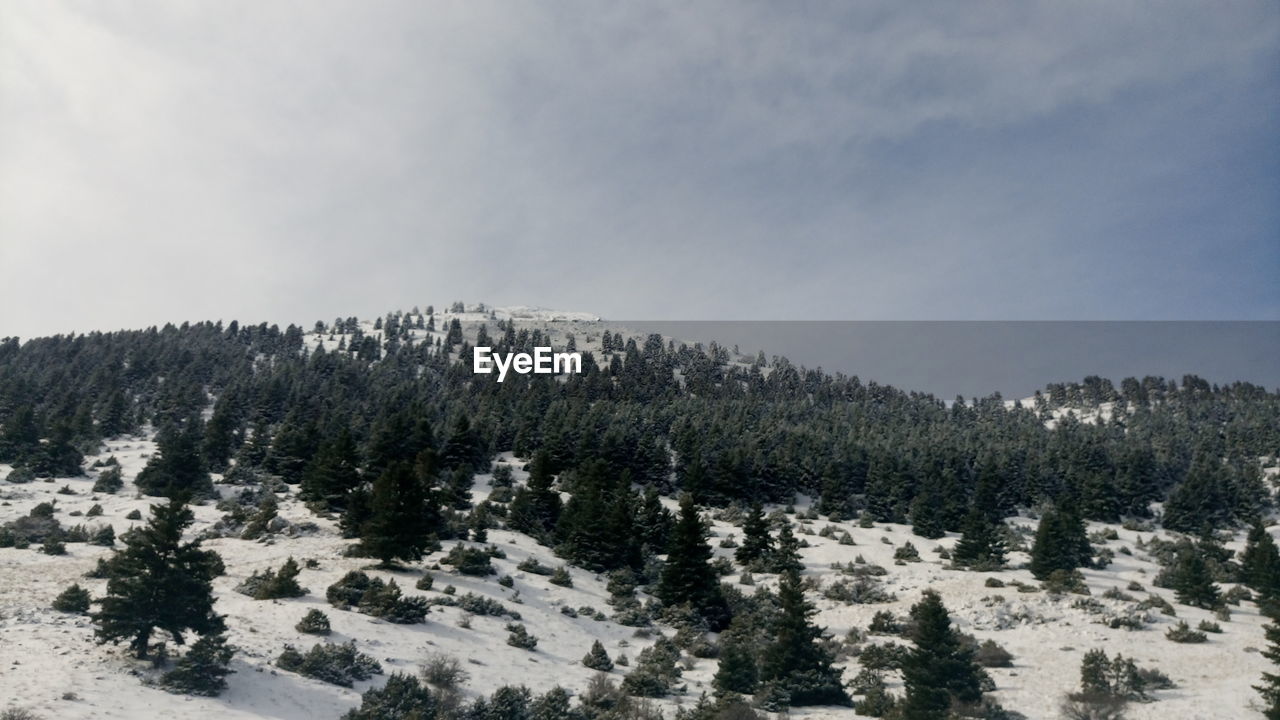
[443,544,495,576]
[93,465,123,493]
[161,632,235,696]
[657,495,731,631]
[135,421,214,498]
[900,591,985,719]
[622,637,683,697]
[1168,544,1221,609]
[91,497,225,659]
[507,451,561,541]
[296,608,331,635]
[506,623,538,650]
[360,461,441,567]
[341,672,438,720]
[277,641,382,686]
[1256,616,1280,719]
[1165,620,1208,643]
[239,557,307,600]
[735,502,773,566]
[555,461,642,571]
[301,428,362,509]
[582,640,614,671]
[1242,522,1280,600]
[53,583,91,613]
[951,508,1006,569]
[768,522,804,575]
[325,571,428,623]
[1028,504,1092,580]
[759,566,850,707]
[713,623,759,695]
[91,524,115,546]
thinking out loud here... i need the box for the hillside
[1,306,1278,719]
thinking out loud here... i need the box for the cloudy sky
[1,1,1278,338]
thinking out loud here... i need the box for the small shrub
[86,504,104,517]
[52,583,91,614]
[498,574,513,588]
[160,633,234,696]
[549,566,573,587]
[984,577,1005,588]
[1042,569,1090,595]
[1197,620,1222,633]
[125,509,142,520]
[5,466,36,484]
[420,652,469,688]
[974,639,1013,668]
[238,557,307,600]
[443,544,495,576]
[517,557,552,575]
[415,573,434,591]
[506,623,538,650]
[582,640,614,671]
[93,466,123,493]
[893,542,920,562]
[277,641,382,687]
[1165,621,1207,643]
[40,537,67,555]
[296,609,331,635]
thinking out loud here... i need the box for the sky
[1,1,1278,339]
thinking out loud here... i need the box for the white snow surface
[2,441,1276,719]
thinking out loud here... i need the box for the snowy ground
[2,436,1275,719]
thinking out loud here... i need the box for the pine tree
[759,566,850,707]
[769,521,804,575]
[735,502,773,567]
[1242,522,1280,599]
[713,624,759,695]
[1028,503,1092,580]
[1256,614,1280,720]
[161,631,235,696]
[951,507,1006,569]
[657,494,731,631]
[582,640,614,672]
[1171,544,1221,609]
[92,497,225,658]
[360,461,439,567]
[507,450,561,540]
[135,420,213,497]
[301,428,362,509]
[910,476,947,539]
[900,591,984,719]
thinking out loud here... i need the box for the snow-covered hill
[2,437,1274,719]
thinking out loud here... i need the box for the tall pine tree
[657,494,730,631]
[759,566,850,707]
[93,496,225,658]
[900,591,985,719]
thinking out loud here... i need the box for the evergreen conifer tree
[657,494,730,631]
[161,631,235,696]
[360,461,439,567]
[759,566,850,707]
[735,502,773,567]
[713,623,759,696]
[507,450,562,540]
[900,591,984,719]
[1256,613,1280,720]
[1171,545,1221,609]
[92,497,225,658]
[1028,503,1092,580]
[1242,522,1280,600]
[951,507,1006,569]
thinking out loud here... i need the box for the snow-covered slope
[2,438,1274,719]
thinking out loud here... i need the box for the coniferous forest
[1,308,1278,720]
